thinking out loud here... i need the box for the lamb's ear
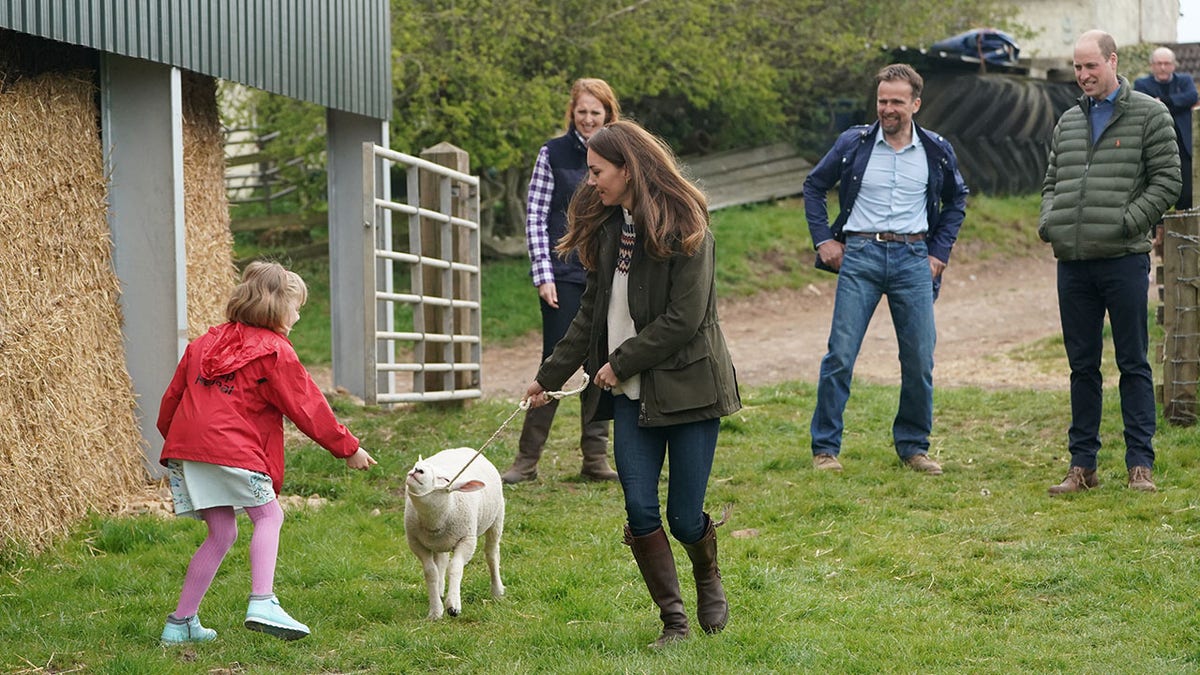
[450,479,486,493]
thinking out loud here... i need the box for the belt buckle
[874,232,887,242]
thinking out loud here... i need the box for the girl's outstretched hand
[346,448,377,470]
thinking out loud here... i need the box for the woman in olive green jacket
[524,120,740,648]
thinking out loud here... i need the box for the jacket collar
[861,120,946,161]
[1078,75,1131,111]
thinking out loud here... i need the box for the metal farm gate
[361,142,482,405]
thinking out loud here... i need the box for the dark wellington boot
[501,400,558,484]
[579,419,617,481]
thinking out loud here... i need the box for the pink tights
[173,500,284,618]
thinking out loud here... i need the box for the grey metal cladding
[0,0,391,120]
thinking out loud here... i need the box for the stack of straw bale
[0,66,238,553]
[182,72,237,337]
[0,71,145,553]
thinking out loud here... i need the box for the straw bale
[0,71,145,553]
[182,72,237,337]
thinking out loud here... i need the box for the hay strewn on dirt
[182,72,237,337]
[0,71,146,554]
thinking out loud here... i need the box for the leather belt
[845,231,926,243]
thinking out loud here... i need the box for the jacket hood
[199,322,282,378]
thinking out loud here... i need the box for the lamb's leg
[484,524,504,598]
[444,536,478,617]
[433,551,449,601]
[415,547,445,620]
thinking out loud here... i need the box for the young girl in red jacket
[157,261,376,644]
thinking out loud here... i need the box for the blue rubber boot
[161,614,217,644]
[244,594,310,640]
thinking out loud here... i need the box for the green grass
[9,194,1191,671]
[4,385,1200,673]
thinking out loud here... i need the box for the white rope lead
[441,373,591,490]
[519,372,590,410]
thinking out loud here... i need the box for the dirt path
[475,254,1068,400]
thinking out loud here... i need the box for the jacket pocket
[651,352,718,415]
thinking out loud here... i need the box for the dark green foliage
[236,0,1020,229]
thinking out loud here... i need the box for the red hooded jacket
[157,322,359,494]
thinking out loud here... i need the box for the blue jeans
[612,395,719,544]
[810,237,936,459]
[1056,255,1155,469]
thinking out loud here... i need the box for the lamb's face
[405,458,445,498]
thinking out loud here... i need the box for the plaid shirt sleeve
[526,146,556,287]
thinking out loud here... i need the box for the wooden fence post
[419,143,472,401]
[1159,211,1200,426]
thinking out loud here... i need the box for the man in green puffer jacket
[1039,29,1181,496]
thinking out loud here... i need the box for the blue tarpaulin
[929,29,1021,66]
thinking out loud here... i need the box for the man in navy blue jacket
[1135,47,1198,211]
[803,63,969,475]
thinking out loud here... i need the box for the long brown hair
[559,120,708,269]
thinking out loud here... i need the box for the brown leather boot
[624,525,690,648]
[579,419,617,481]
[1128,465,1157,492]
[680,513,728,634]
[501,400,558,484]
[1048,466,1099,495]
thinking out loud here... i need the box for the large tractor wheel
[914,73,1078,195]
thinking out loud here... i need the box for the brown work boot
[1048,466,1098,495]
[813,453,843,472]
[903,454,943,475]
[1128,465,1157,492]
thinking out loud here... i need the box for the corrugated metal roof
[0,0,391,119]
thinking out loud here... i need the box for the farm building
[0,1,391,553]
[1011,0,1180,62]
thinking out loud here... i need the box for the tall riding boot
[624,525,690,648]
[579,419,617,481]
[680,513,728,634]
[502,399,558,484]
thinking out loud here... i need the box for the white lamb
[403,447,505,619]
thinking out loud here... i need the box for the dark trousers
[1056,255,1156,469]
[541,281,585,358]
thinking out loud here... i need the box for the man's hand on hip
[817,240,845,271]
[929,257,946,279]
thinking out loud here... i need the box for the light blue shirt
[845,124,929,235]
[1088,87,1120,145]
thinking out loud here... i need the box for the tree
[230,0,1021,250]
